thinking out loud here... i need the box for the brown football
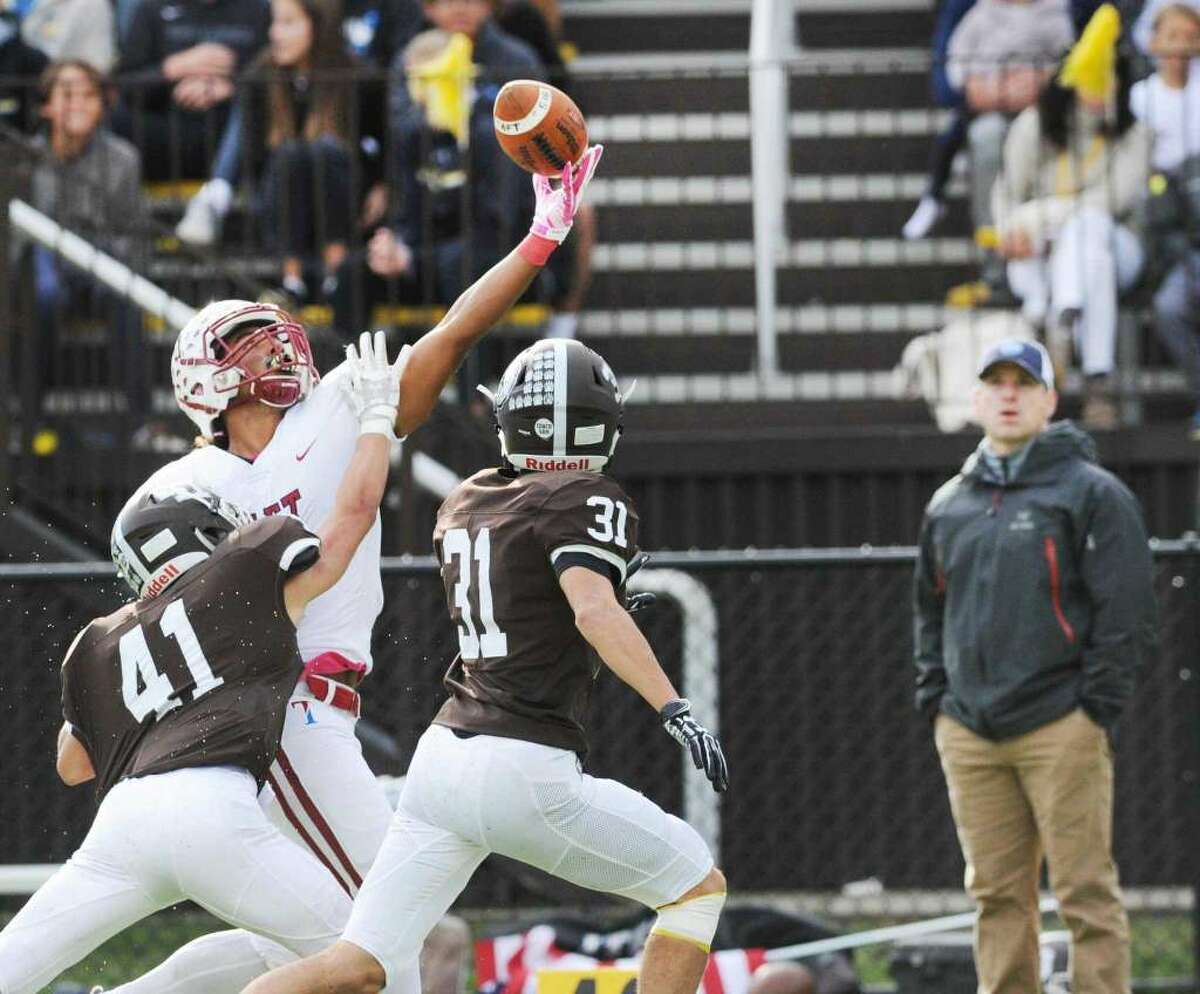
[493,79,588,176]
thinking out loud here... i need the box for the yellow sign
[536,968,638,994]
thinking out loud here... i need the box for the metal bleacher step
[796,0,933,51]
[563,0,751,55]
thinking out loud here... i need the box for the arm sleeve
[533,478,640,593]
[238,516,322,576]
[932,0,977,104]
[1004,126,1152,238]
[107,140,146,254]
[913,512,947,720]
[1132,0,1165,55]
[1076,477,1159,729]
[992,108,1042,238]
[117,0,160,75]
[944,10,980,91]
[59,624,94,754]
[359,74,388,189]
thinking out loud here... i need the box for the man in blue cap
[912,337,1158,994]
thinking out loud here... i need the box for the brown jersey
[432,468,640,755]
[61,515,320,803]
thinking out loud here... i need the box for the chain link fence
[1,544,1197,989]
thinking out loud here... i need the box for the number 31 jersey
[61,515,320,803]
[432,468,640,757]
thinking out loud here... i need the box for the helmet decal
[112,485,253,599]
[494,339,624,472]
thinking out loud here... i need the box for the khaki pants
[934,709,1130,994]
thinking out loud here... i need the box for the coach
[913,338,1158,994]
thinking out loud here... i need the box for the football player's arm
[56,722,95,786]
[394,253,541,436]
[559,566,679,710]
[393,145,604,437]
[283,432,390,623]
[284,334,398,621]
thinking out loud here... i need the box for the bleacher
[5,0,1200,556]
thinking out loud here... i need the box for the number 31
[586,496,628,547]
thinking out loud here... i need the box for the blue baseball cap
[977,338,1055,389]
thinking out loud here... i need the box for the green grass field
[3,905,1190,993]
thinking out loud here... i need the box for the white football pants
[344,725,715,986]
[0,766,350,994]
[102,687,421,994]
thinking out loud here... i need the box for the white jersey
[123,363,384,672]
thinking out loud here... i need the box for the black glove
[659,698,729,793]
[624,552,657,614]
[626,592,657,614]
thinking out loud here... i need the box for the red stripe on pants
[276,748,364,889]
[266,769,352,897]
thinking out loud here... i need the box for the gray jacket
[26,130,144,258]
[914,421,1158,739]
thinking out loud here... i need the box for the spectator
[947,0,1074,284]
[914,337,1157,994]
[493,0,595,338]
[495,0,567,91]
[335,4,540,371]
[1132,0,1200,53]
[20,0,116,72]
[216,0,387,305]
[0,9,48,132]
[175,0,396,251]
[389,0,542,128]
[1130,3,1200,435]
[993,7,1149,429]
[903,0,977,241]
[333,28,530,338]
[111,0,269,181]
[20,60,146,415]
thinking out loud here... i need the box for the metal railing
[0,544,1197,986]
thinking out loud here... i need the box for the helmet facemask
[212,319,316,410]
[172,301,319,439]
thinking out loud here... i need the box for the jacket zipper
[1043,536,1076,643]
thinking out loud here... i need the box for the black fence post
[1189,542,1200,983]
[0,143,12,509]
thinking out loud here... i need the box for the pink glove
[519,144,604,266]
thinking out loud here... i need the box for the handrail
[6,540,1199,578]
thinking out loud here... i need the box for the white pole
[764,896,1061,960]
[749,0,791,384]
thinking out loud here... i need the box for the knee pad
[650,890,726,953]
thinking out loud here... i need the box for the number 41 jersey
[61,516,320,803]
[432,468,640,757]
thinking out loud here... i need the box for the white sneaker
[902,195,945,240]
[175,195,221,247]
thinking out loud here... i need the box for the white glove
[341,331,409,438]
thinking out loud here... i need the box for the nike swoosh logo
[296,437,318,461]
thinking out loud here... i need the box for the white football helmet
[172,299,319,438]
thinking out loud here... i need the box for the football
[493,79,588,176]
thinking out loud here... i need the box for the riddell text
[523,457,589,471]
